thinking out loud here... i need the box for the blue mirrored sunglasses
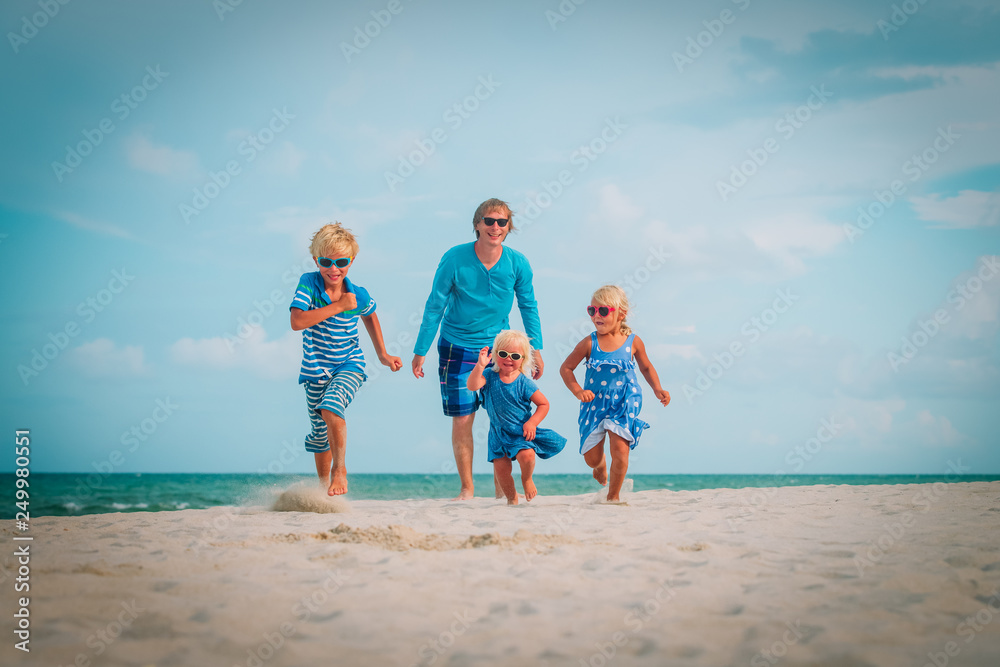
[318,256,352,269]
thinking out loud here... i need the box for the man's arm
[412,252,455,378]
[513,256,544,378]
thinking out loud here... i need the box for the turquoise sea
[4,472,999,518]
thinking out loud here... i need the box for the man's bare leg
[321,410,348,496]
[451,413,475,500]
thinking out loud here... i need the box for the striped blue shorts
[438,337,488,417]
[303,370,365,453]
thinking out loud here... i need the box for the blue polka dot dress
[578,332,649,454]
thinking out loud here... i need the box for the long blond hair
[592,285,632,336]
[491,329,535,377]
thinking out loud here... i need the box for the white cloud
[125,133,201,178]
[69,339,147,377]
[749,429,780,447]
[170,326,299,381]
[744,213,845,273]
[915,410,963,448]
[911,190,1000,229]
[264,141,306,176]
[590,184,643,227]
[53,210,134,240]
[650,343,702,361]
[261,201,394,255]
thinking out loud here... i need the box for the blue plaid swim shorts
[437,337,487,417]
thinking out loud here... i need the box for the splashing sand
[272,486,351,514]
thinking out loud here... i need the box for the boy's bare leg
[321,409,348,496]
[451,414,475,500]
[495,473,504,499]
[314,450,332,488]
[606,434,631,502]
[493,458,518,505]
[583,437,608,486]
[516,449,537,501]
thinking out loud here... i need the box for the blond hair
[309,223,359,259]
[491,329,535,378]
[592,285,632,336]
[472,198,515,239]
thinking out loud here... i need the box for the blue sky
[1,0,998,476]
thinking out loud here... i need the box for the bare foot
[451,487,475,501]
[507,494,519,506]
[592,461,608,486]
[327,469,348,496]
[523,478,537,501]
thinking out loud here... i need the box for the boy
[290,223,402,496]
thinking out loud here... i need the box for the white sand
[4,482,1000,667]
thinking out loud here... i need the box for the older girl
[560,286,670,502]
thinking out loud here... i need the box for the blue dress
[480,368,567,462]
[578,332,649,454]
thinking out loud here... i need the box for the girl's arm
[361,312,403,371]
[523,390,549,441]
[632,335,670,406]
[559,337,595,402]
[466,347,491,391]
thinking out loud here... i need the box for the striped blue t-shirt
[290,272,376,384]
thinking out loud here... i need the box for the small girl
[559,285,670,502]
[467,330,566,505]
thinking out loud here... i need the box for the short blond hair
[491,329,535,378]
[472,198,515,238]
[309,223,359,259]
[592,285,632,336]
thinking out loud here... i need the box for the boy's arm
[361,312,403,371]
[290,292,357,331]
[559,337,595,402]
[523,390,549,440]
[466,347,491,391]
[632,336,670,406]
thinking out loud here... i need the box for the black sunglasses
[318,256,352,269]
[496,350,522,360]
[586,306,617,317]
[482,217,509,227]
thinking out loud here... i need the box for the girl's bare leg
[493,458,518,505]
[583,436,608,485]
[516,449,537,501]
[607,433,631,502]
